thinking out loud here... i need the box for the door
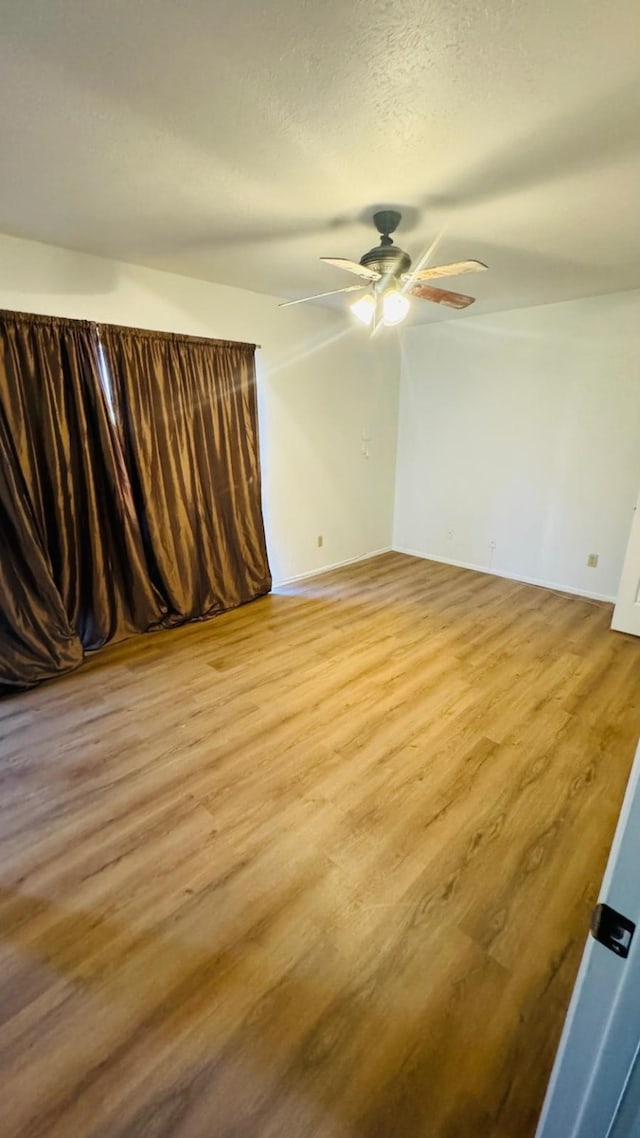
[608,1044,640,1137]
[536,737,640,1138]
[612,490,640,634]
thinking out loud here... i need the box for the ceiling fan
[279,209,487,328]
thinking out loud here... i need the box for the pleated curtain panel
[0,310,271,693]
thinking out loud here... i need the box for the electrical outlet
[489,539,497,551]
[447,528,454,540]
[587,553,599,568]
[317,535,323,548]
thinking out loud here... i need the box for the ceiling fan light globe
[382,290,410,326]
[350,294,375,326]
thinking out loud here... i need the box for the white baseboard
[393,546,616,603]
[273,547,392,588]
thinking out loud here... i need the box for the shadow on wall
[0,236,119,298]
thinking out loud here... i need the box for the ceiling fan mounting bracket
[372,209,402,238]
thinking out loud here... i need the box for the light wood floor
[2,553,640,1138]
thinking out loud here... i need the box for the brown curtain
[100,326,271,622]
[0,312,162,691]
[0,410,83,689]
[0,313,270,692]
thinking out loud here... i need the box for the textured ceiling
[0,0,639,322]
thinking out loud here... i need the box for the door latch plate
[591,902,635,959]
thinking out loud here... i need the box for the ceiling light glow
[382,289,410,326]
[350,294,375,326]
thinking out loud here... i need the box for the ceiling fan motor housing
[360,242,411,279]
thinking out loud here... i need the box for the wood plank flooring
[2,552,640,1138]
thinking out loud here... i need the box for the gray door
[608,1045,640,1137]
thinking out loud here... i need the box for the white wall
[394,291,640,600]
[0,233,400,585]
[6,233,637,602]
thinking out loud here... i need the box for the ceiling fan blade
[410,284,476,309]
[403,260,487,283]
[320,257,380,281]
[278,284,366,308]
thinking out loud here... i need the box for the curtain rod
[92,319,262,350]
[0,313,264,350]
